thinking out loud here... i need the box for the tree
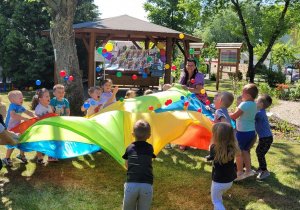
[201,42,218,75]
[43,0,83,116]
[201,0,300,82]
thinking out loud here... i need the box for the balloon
[147,57,152,62]
[116,72,122,77]
[64,76,69,81]
[97,47,103,54]
[132,75,137,80]
[180,96,185,100]
[148,106,153,111]
[191,93,196,98]
[189,49,195,54]
[205,100,210,105]
[171,65,176,70]
[102,48,107,54]
[36,80,41,86]
[157,104,162,108]
[198,108,202,112]
[119,97,124,102]
[105,43,114,52]
[83,103,90,109]
[69,76,74,81]
[102,52,109,57]
[191,79,195,83]
[156,53,161,59]
[96,67,101,72]
[184,101,189,107]
[201,89,206,94]
[165,64,170,69]
[157,42,164,49]
[106,53,112,60]
[142,73,147,78]
[160,49,166,56]
[183,106,187,110]
[59,71,66,77]
[179,34,184,39]
[160,56,166,62]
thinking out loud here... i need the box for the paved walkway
[270,100,300,126]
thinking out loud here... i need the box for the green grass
[0,88,299,209]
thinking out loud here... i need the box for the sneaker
[245,170,255,177]
[234,173,246,181]
[257,170,270,180]
[255,168,262,174]
[48,156,58,162]
[37,159,45,165]
[165,144,172,149]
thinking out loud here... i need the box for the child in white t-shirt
[101,79,119,108]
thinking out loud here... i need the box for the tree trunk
[45,0,84,116]
[247,45,255,83]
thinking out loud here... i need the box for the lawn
[0,85,299,209]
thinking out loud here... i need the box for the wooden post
[216,49,221,90]
[165,37,172,84]
[88,32,96,88]
[145,40,150,74]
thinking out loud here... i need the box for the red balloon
[184,101,189,107]
[197,108,202,112]
[205,100,210,105]
[69,76,74,81]
[149,105,153,111]
[171,65,176,70]
[102,48,107,54]
[132,75,137,80]
[59,70,66,77]
[167,99,172,104]
[191,79,195,83]
[160,49,166,56]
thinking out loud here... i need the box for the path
[270,100,300,126]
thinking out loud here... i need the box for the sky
[94,0,149,21]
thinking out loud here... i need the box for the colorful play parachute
[15,85,218,167]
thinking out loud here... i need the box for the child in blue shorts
[230,84,258,181]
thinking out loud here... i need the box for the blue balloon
[102,52,109,57]
[96,67,101,72]
[142,73,147,78]
[83,102,90,109]
[36,80,41,86]
[191,93,196,98]
[64,76,69,81]
[180,96,185,100]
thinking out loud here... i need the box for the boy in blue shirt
[255,95,273,180]
[50,84,70,116]
[122,119,156,210]
[230,84,258,181]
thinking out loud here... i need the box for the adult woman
[179,58,208,104]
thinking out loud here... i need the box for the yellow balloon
[201,89,206,94]
[183,106,187,110]
[157,42,164,49]
[105,43,114,52]
[165,64,170,69]
[179,34,184,39]
[157,104,162,108]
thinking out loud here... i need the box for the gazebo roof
[42,15,202,42]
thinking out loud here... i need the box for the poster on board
[220,49,238,66]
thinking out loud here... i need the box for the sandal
[37,159,45,165]
[3,158,13,167]
[17,154,28,163]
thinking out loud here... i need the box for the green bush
[228,71,243,81]
[261,69,286,87]
[288,83,300,100]
[258,83,274,96]
[210,73,217,81]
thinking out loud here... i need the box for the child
[162,84,172,91]
[144,89,154,95]
[230,84,258,181]
[50,84,70,116]
[122,119,156,210]
[206,91,234,160]
[125,90,136,99]
[31,88,55,163]
[236,95,242,107]
[255,95,273,180]
[210,122,240,210]
[101,79,119,108]
[0,95,6,119]
[3,90,37,167]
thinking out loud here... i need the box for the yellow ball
[157,104,162,108]
[165,64,170,69]
[29,87,33,91]
[105,43,114,52]
[201,89,206,94]
[151,111,155,114]
[157,42,164,49]
[183,106,187,110]
[179,34,184,39]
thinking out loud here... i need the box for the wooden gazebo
[42,15,202,87]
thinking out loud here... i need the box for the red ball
[205,100,210,105]
[69,76,74,81]
[165,101,169,106]
[149,105,153,111]
[184,101,189,107]
[132,75,137,80]
[167,99,172,104]
[25,87,29,91]
[197,108,202,112]
[171,65,176,70]
[191,79,195,83]
[102,48,107,54]
[59,70,66,77]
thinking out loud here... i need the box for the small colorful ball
[191,93,196,98]
[116,72,122,77]
[198,108,202,112]
[69,76,74,81]
[187,93,191,97]
[191,79,195,83]
[149,105,154,111]
[165,64,170,69]
[179,34,184,39]
[59,70,66,77]
[183,106,187,110]
[64,76,69,81]
[83,103,90,109]
[171,65,176,70]
[36,80,41,86]
[142,73,147,78]
[132,75,137,80]
[201,89,206,94]
[189,49,195,54]
[119,97,124,102]
[167,99,172,104]
[96,67,101,72]
[180,96,185,100]
[184,101,190,107]
[151,111,155,114]
[205,100,210,105]
[157,104,162,108]
[147,57,152,62]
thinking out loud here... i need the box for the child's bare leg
[37,152,43,159]
[235,154,244,174]
[242,150,252,171]
[20,150,25,157]
[6,148,14,158]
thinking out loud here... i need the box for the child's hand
[205,105,211,110]
[23,117,29,122]
[113,86,119,94]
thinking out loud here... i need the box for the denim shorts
[235,130,256,151]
